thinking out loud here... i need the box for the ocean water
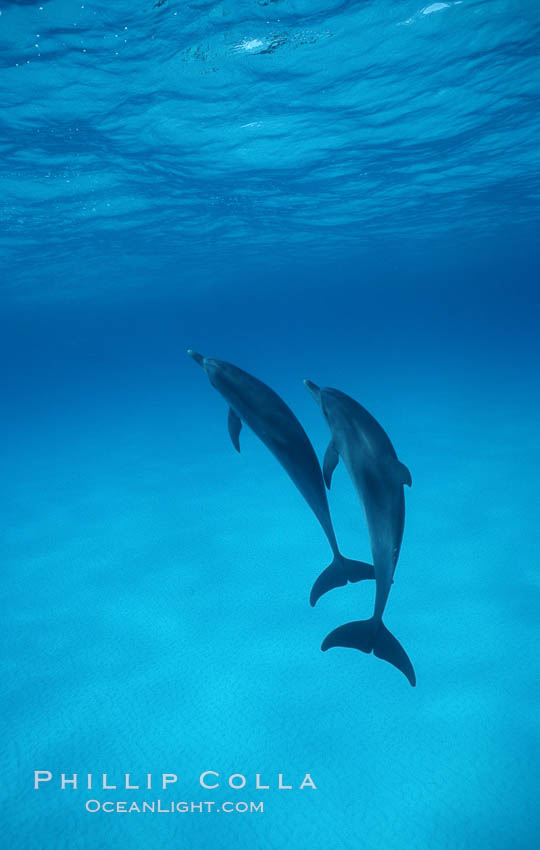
[2,1,540,848]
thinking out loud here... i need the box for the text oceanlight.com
[85,800,264,814]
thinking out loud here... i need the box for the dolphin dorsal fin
[228,408,242,453]
[396,460,412,487]
[323,441,340,489]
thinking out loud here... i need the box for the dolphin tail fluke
[321,618,416,686]
[373,622,416,686]
[309,556,374,607]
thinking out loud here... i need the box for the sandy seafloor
[1,282,539,850]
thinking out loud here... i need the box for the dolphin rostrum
[304,380,415,686]
[187,351,375,592]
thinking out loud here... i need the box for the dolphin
[187,351,374,592]
[304,380,415,686]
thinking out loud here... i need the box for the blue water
[2,1,540,848]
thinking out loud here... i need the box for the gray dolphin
[304,380,415,686]
[187,351,374,592]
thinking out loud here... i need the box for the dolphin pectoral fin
[228,408,242,453]
[322,619,416,686]
[323,441,339,489]
[396,460,412,487]
[373,623,416,686]
[310,556,374,606]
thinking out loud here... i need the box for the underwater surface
[1,1,540,848]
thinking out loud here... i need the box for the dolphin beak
[187,349,205,367]
[303,379,321,405]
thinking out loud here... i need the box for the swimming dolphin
[187,351,374,592]
[304,380,415,686]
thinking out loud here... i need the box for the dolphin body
[304,380,416,686]
[187,351,375,591]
